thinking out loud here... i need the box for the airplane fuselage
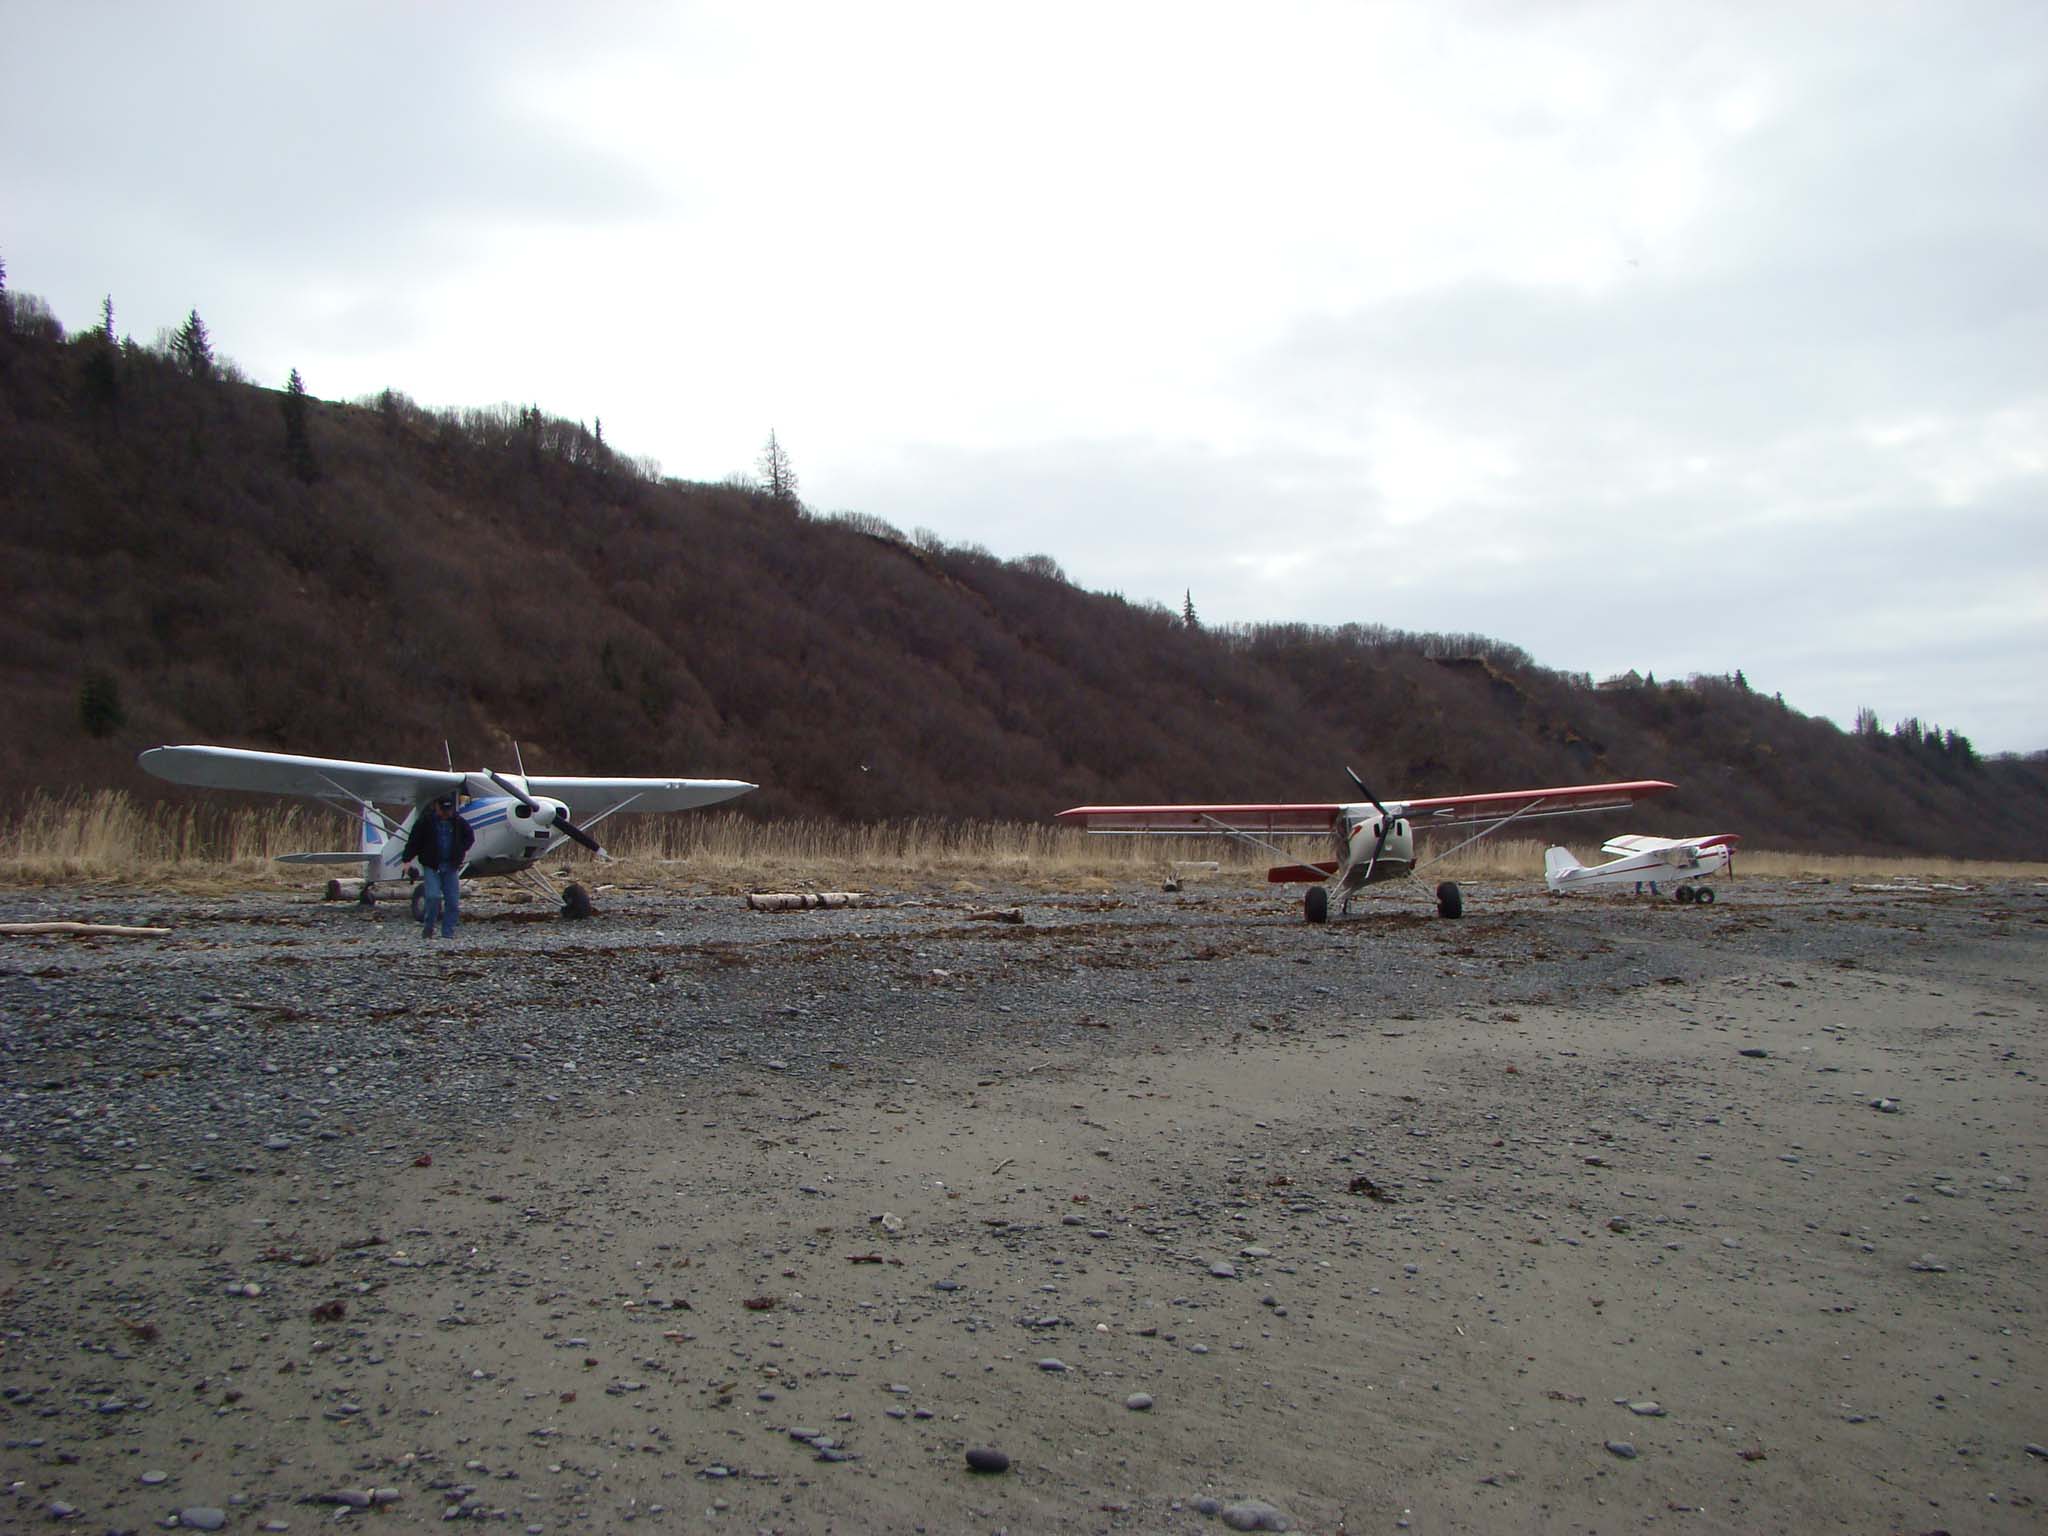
[1336,804,1416,888]
[369,793,581,881]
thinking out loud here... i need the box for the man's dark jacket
[403,808,476,871]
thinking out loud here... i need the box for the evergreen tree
[281,367,318,482]
[172,309,215,379]
[100,295,116,342]
[0,251,10,335]
[758,429,799,507]
[78,671,124,738]
[1182,590,1200,628]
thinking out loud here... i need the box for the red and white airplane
[1058,768,1675,922]
[140,744,755,920]
[1544,832,1738,903]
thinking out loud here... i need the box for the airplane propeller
[1346,765,1397,878]
[485,768,608,857]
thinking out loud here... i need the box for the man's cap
[436,795,457,809]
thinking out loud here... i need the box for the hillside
[3,306,2045,857]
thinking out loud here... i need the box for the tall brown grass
[1,794,2041,892]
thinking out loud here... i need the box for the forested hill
[3,305,2044,858]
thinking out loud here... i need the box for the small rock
[965,1446,1010,1473]
[1209,1262,1238,1279]
[180,1511,230,1532]
[1604,1440,1638,1459]
[1036,1357,1067,1372]
[1627,1401,1665,1417]
[1738,1048,1768,1059]
[1125,1392,1154,1411]
[1220,1498,1293,1531]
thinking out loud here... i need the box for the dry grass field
[2,792,2043,894]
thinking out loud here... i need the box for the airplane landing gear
[356,882,376,906]
[1303,885,1329,924]
[1436,881,1463,919]
[1694,885,1716,905]
[409,882,426,924]
[1675,885,1697,904]
[561,882,593,921]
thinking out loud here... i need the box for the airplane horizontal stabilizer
[1267,860,1340,883]
[275,852,380,866]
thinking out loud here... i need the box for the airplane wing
[1055,803,1342,836]
[140,746,462,805]
[519,775,757,819]
[1394,780,1675,828]
[1602,832,1739,864]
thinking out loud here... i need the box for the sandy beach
[1,875,2043,1533]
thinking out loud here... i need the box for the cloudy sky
[6,1,2044,751]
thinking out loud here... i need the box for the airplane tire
[409,883,426,923]
[1696,885,1717,905]
[561,882,594,921]
[1304,885,1329,924]
[1436,881,1463,919]
[356,883,376,906]
[1675,885,1696,904]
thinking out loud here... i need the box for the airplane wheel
[1696,885,1717,905]
[1436,881,1463,919]
[1675,885,1696,904]
[561,882,593,921]
[356,883,376,906]
[1303,885,1328,924]
[409,882,426,923]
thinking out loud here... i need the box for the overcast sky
[6,1,2044,752]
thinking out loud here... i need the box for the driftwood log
[746,892,866,912]
[0,921,171,938]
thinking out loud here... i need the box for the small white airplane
[1059,769,1675,922]
[139,745,755,920]
[1544,832,1738,904]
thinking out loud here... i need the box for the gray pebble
[1209,1261,1238,1279]
[1125,1392,1154,1411]
[965,1446,1010,1473]
[180,1511,229,1532]
[1628,1401,1665,1416]
[1221,1498,1293,1531]
[1036,1357,1067,1372]
[1605,1440,1638,1459]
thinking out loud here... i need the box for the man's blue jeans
[420,865,461,937]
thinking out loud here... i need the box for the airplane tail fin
[1543,846,1581,891]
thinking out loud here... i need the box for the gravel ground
[2,873,2044,1533]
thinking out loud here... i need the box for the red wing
[1267,860,1341,883]
[1397,779,1675,827]
[1056,803,1341,836]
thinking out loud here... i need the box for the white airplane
[1543,832,1738,903]
[139,745,755,920]
[1059,769,1676,922]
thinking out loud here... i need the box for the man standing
[404,795,475,939]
